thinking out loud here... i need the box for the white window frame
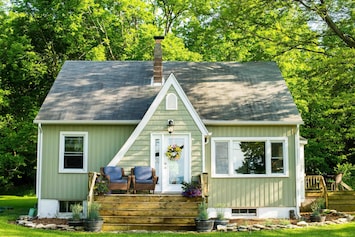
[166,93,178,110]
[211,137,288,178]
[59,131,88,173]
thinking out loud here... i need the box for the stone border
[16,210,354,232]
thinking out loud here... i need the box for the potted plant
[94,176,110,195]
[310,198,326,222]
[68,203,83,227]
[214,204,229,229]
[84,202,103,232]
[181,181,201,197]
[195,200,214,232]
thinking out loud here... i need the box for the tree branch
[294,0,355,48]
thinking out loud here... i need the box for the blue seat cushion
[134,166,152,180]
[111,177,127,183]
[104,166,122,180]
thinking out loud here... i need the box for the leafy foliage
[0,0,354,191]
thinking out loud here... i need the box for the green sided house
[34,40,306,220]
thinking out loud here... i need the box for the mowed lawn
[0,195,354,237]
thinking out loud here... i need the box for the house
[34,37,306,220]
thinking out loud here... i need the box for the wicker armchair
[130,166,158,194]
[100,166,130,193]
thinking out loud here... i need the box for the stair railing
[199,172,209,198]
[87,172,99,205]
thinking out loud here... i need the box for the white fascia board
[108,73,210,166]
[108,74,178,166]
[168,73,209,136]
[203,120,304,126]
[33,120,139,125]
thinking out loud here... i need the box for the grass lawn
[0,195,354,237]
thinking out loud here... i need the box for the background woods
[0,0,354,192]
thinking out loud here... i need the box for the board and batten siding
[40,124,135,200]
[119,87,203,176]
[206,125,297,207]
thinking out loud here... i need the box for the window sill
[211,174,289,178]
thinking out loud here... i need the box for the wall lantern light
[167,119,174,133]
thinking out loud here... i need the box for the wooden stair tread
[96,194,201,231]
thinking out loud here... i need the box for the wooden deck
[302,175,355,212]
[95,194,203,231]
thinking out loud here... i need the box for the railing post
[87,172,98,205]
[200,172,209,199]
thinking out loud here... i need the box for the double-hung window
[212,137,288,177]
[59,132,88,173]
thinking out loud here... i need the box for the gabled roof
[108,73,209,166]
[34,61,303,125]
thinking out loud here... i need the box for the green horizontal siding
[121,87,203,176]
[206,125,297,207]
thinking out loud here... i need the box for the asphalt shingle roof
[35,61,302,123]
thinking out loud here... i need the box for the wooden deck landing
[95,194,203,231]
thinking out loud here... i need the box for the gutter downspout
[36,123,43,217]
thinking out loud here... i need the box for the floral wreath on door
[165,144,184,161]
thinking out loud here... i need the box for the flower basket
[181,181,202,197]
[165,144,184,161]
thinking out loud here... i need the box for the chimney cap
[154,36,165,40]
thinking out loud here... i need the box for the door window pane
[168,138,184,184]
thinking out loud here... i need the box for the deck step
[95,194,202,231]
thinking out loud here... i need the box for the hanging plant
[165,144,184,161]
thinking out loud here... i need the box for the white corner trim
[108,73,209,166]
[36,124,43,205]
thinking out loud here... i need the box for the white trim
[208,207,296,219]
[108,73,209,166]
[34,120,303,126]
[202,134,206,172]
[34,120,139,125]
[211,137,289,178]
[203,120,303,125]
[36,123,43,216]
[295,124,301,218]
[59,131,88,173]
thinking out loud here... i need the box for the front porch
[87,171,207,231]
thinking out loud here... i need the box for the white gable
[108,73,209,166]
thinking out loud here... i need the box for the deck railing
[305,175,328,208]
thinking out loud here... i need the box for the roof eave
[33,120,140,125]
[203,120,304,126]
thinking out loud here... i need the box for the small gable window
[166,93,177,110]
[59,132,88,173]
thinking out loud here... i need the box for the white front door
[151,134,190,193]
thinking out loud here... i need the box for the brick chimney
[153,36,164,84]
